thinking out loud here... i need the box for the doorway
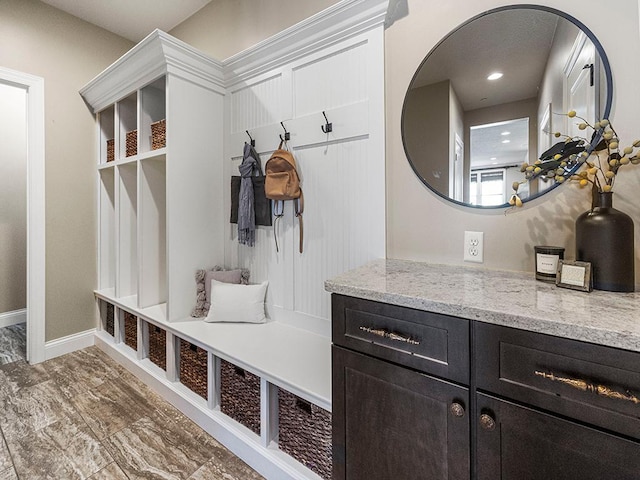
[0,67,45,364]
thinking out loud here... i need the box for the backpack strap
[295,190,304,253]
[273,200,284,253]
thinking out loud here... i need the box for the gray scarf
[238,142,261,246]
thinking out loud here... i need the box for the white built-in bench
[94,289,331,480]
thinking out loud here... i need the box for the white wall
[0,83,27,314]
[385,0,640,280]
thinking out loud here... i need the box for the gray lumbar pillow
[191,266,250,318]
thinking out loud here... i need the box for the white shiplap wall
[224,6,386,336]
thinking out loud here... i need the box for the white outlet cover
[464,231,484,263]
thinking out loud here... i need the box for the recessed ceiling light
[501,131,510,136]
[501,139,510,144]
[487,72,503,80]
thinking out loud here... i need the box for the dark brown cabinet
[331,294,640,480]
[332,294,470,480]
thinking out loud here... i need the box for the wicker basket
[126,130,137,157]
[220,360,261,434]
[179,339,208,399]
[151,119,166,150]
[106,139,115,162]
[123,311,137,350]
[104,302,115,337]
[279,389,332,480]
[148,323,166,370]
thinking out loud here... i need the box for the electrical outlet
[464,231,484,263]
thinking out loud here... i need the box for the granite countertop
[324,259,640,353]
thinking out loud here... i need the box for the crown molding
[223,0,389,86]
[80,29,225,113]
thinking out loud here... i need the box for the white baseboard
[0,309,26,328]
[45,328,96,360]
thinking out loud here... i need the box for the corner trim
[45,328,96,361]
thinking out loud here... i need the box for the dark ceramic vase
[575,192,635,292]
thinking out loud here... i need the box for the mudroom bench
[94,290,332,480]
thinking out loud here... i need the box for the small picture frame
[556,260,592,292]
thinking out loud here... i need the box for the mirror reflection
[402,6,611,207]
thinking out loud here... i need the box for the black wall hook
[246,130,255,147]
[321,111,333,133]
[280,122,290,141]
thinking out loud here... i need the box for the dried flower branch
[509,111,640,207]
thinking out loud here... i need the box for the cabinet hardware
[358,326,420,345]
[535,371,640,405]
[479,413,496,431]
[450,402,465,418]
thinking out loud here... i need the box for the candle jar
[534,246,565,282]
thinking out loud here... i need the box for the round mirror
[402,5,612,208]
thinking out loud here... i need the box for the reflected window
[470,169,505,206]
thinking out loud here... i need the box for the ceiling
[40,0,213,42]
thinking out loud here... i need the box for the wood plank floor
[0,346,264,479]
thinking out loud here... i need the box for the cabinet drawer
[475,322,640,440]
[332,294,469,384]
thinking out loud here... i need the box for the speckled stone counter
[325,259,640,353]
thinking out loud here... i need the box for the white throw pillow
[204,280,268,324]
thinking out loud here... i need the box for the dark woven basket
[151,119,166,150]
[279,389,332,480]
[148,323,166,370]
[126,130,137,157]
[104,302,115,337]
[179,339,208,399]
[123,311,137,350]
[106,139,115,162]
[220,360,260,435]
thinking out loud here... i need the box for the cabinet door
[476,393,640,480]
[333,346,469,480]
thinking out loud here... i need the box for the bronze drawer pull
[535,371,640,405]
[359,326,420,345]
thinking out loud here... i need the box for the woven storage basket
[148,323,166,370]
[123,311,137,350]
[279,389,332,480]
[126,130,137,157]
[106,139,115,162]
[151,119,166,150]
[220,360,261,434]
[179,339,208,399]
[104,302,115,337]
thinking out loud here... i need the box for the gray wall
[0,0,133,341]
[0,83,27,314]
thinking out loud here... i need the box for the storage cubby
[98,169,116,291]
[140,77,166,154]
[99,300,115,337]
[122,310,138,351]
[118,92,137,158]
[138,156,167,309]
[99,105,115,163]
[147,322,167,371]
[220,359,261,435]
[279,388,332,480]
[179,339,208,399]
[117,163,137,299]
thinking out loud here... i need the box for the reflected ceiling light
[501,139,510,144]
[487,72,503,80]
[501,131,510,136]
[490,157,497,160]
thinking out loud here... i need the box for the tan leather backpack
[265,142,304,253]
